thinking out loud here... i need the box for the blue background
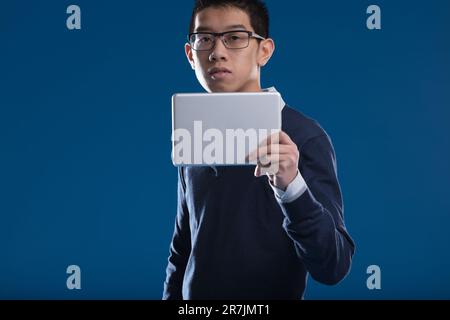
[1,0,449,299]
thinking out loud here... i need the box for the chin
[205,84,236,93]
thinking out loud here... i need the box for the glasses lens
[191,33,214,50]
[223,31,250,49]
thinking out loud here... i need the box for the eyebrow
[194,24,248,32]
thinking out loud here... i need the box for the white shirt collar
[263,86,286,109]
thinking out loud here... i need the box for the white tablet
[171,92,281,166]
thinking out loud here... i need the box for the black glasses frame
[188,30,266,51]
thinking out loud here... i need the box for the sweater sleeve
[279,134,355,285]
[162,167,191,300]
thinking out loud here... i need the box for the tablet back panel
[172,92,281,166]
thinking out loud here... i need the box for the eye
[199,36,212,43]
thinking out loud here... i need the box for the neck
[237,79,262,93]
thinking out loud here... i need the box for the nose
[209,37,228,62]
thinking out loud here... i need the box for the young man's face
[186,6,274,93]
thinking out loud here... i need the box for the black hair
[188,0,270,38]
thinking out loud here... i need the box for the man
[163,0,355,300]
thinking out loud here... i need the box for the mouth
[208,67,232,80]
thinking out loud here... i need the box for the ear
[257,38,275,67]
[185,43,195,70]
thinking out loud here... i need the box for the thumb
[254,164,261,177]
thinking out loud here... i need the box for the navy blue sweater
[163,105,355,300]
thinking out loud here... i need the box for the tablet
[171,92,281,166]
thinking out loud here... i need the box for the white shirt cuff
[269,170,308,203]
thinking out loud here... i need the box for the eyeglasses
[188,30,266,51]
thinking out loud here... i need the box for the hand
[246,131,299,191]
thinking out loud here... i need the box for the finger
[246,144,292,162]
[266,172,275,182]
[256,131,281,149]
[258,158,281,175]
[254,164,261,177]
[278,131,296,145]
[257,153,281,167]
[260,131,295,149]
[255,162,280,176]
[259,154,297,171]
[255,153,297,177]
[247,132,281,161]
